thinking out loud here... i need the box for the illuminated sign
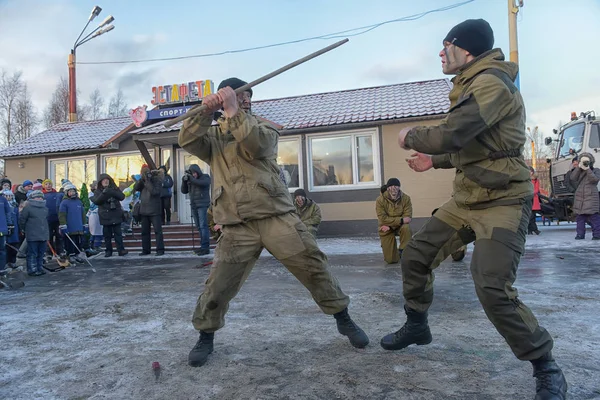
[151,79,214,105]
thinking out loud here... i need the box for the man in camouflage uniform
[179,78,369,368]
[383,19,567,399]
[293,189,322,238]
[375,178,412,263]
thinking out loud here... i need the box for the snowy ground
[1,223,599,399]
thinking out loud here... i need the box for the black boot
[380,305,432,350]
[188,331,214,367]
[333,308,369,348]
[531,352,567,399]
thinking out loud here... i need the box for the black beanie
[444,19,494,57]
[218,77,253,97]
[386,178,400,187]
[294,188,307,198]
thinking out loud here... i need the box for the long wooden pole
[163,38,349,128]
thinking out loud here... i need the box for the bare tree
[43,77,89,128]
[0,70,24,146]
[88,88,105,120]
[12,84,38,144]
[107,89,128,118]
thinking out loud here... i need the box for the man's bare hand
[402,217,412,224]
[214,224,222,232]
[398,127,412,150]
[201,93,223,115]
[379,225,391,233]
[406,152,433,172]
[218,87,239,118]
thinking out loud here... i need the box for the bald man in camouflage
[386,19,567,399]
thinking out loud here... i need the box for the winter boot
[531,352,567,399]
[188,331,214,367]
[380,305,432,350]
[451,247,466,261]
[333,308,369,348]
[118,249,129,256]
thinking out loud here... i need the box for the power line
[77,0,475,65]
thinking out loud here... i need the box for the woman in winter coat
[528,167,541,235]
[134,165,165,256]
[87,181,103,252]
[91,174,128,257]
[570,152,600,239]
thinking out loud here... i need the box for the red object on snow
[152,361,161,381]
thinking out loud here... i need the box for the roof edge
[100,122,136,148]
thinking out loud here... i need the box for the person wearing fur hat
[134,164,165,256]
[59,184,86,263]
[179,77,369,368]
[19,190,47,276]
[376,178,412,264]
[293,189,321,239]
[392,19,567,398]
[14,180,33,207]
[92,174,128,257]
[570,152,600,239]
[1,178,12,192]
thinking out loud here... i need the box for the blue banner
[147,106,193,120]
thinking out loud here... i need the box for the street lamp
[68,5,115,122]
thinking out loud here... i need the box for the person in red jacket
[528,167,541,235]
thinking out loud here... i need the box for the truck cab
[545,111,600,199]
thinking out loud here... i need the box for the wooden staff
[163,38,349,128]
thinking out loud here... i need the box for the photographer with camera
[92,174,128,257]
[181,164,211,255]
[134,164,165,256]
[570,152,600,239]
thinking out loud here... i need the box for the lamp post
[68,5,115,122]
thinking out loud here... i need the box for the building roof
[132,78,451,135]
[0,117,133,158]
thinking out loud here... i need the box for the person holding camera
[181,164,211,255]
[570,152,600,239]
[92,174,128,257]
[134,164,165,256]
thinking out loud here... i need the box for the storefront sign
[151,79,214,105]
[147,106,192,120]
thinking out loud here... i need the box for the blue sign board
[147,106,193,120]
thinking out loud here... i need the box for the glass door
[176,149,210,223]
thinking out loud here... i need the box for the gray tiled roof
[0,117,133,158]
[133,78,451,135]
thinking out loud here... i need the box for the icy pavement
[1,223,599,399]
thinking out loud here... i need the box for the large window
[558,123,585,158]
[589,123,600,149]
[307,130,379,191]
[103,153,148,190]
[49,158,96,190]
[277,137,302,189]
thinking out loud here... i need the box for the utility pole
[508,0,523,89]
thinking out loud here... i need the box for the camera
[184,169,192,175]
[582,161,590,167]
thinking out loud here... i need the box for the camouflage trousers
[401,198,553,361]
[192,213,349,333]
[379,224,411,264]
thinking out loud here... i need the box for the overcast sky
[0,0,599,138]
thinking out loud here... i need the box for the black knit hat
[444,19,494,57]
[386,178,400,187]
[218,77,253,97]
[294,188,307,198]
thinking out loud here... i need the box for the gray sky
[0,0,599,138]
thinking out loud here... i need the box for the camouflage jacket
[178,109,295,225]
[375,191,412,228]
[405,49,532,209]
[295,199,322,228]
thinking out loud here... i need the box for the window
[307,130,379,191]
[589,124,600,149]
[558,123,585,158]
[161,148,171,170]
[103,153,148,190]
[49,158,96,190]
[277,137,302,189]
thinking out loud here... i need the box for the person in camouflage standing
[179,78,369,368]
[384,19,567,399]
